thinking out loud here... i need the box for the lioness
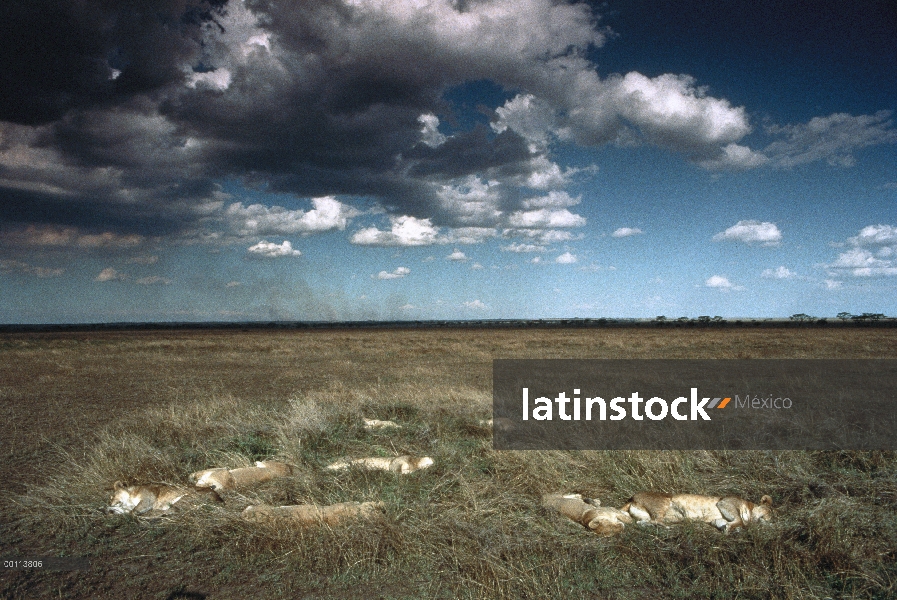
[621,492,773,533]
[106,481,189,515]
[363,418,401,430]
[542,493,633,537]
[325,455,434,474]
[242,501,386,526]
[190,461,295,491]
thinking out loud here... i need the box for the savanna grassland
[1,326,895,599]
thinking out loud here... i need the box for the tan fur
[479,417,514,433]
[106,481,189,515]
[363,418,401,430]
[242,501,386,526]
[325,455,434,474]
[542,493,633,537]
[190,461,295,491]
[621,492,773,533]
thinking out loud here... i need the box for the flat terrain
[1,327,895,599]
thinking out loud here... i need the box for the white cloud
[827,224,897,277]
[351,215,440,247]
[507,208,586,229]
[374,266,411,280]
[705,275,743,290]
[765,111,897,168]
[828,248,897,276]
[616,72,751,145]
[247,240,301,258]
[470,262,484,270]
[435,176,504,227]
[611,227,643,238]
[530,256,543,264]
[713,220,782,246]
[446,249,467,261]
[185,68,232,90]
[492,93,563,150]
[226,281,241,288]
[226,197,358,237]
[824,279,843,289]
[761,266,796,279]
[95,267,127,282]
[502,242,546,253]
[418,113,446,148]
[520,191,580,210]
[698,143,769,170]
[848,224,897,246]
[464,299,487,310]
[555,252,577,264]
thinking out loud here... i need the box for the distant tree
[655,315,667,322]
[697,315,711,323]
[712,316,724,322]
[837,312,854,321]
[790,313,814,322]
[677,316,689,322]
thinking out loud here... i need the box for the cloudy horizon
[1,0,895,323]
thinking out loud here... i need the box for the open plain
[1,326,895,599]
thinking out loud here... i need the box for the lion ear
[760,495,773,506]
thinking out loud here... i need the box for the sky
[0,0,895,323]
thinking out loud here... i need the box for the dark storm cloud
[0,0,227,126]
[4,0,890,249]
[0,186,192,237]
[405,127,536,179]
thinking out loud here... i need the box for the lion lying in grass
[190,460,295,492]
[621,492,773,533]
[326,455,434,474]
[542,493,633,537]
[106,481,190,515]
[242,501,385,526]
[363,418,401,430]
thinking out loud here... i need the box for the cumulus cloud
[612,227,643,238]
[508,209,586,229]
[95,267,127,282]
[826,224,897,277]
[351,216,440,247]
[1,0,891,262]
[225,197,359,237]
[247,240,301,258]
[446,249,467,262]
[464,299,487,310]
[375,266,411,280]
[713,220,782,246]
[761,266,796,279]
[555,252,577,264]
[705,275,741,290]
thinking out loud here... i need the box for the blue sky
[0,0,895,323]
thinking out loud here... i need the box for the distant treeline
[1,315,895,334]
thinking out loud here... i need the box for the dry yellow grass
[1,326,895,599]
